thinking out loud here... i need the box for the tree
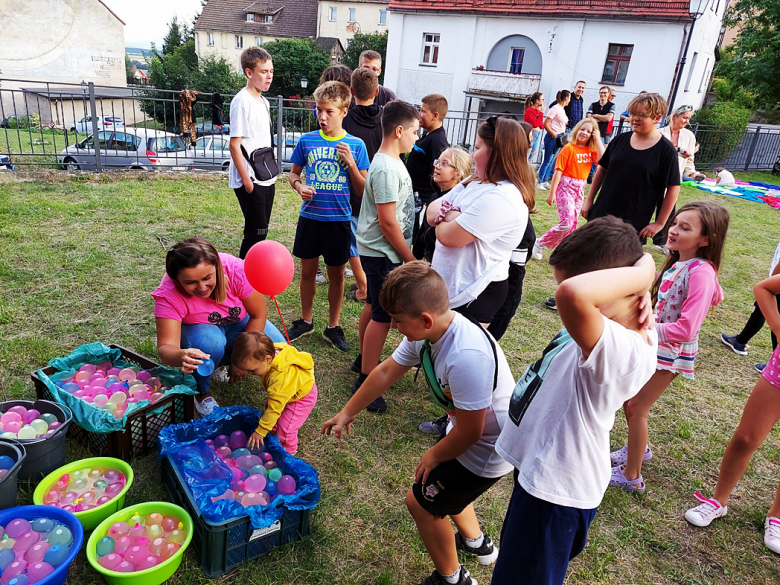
[716,0,780,110]
[125,55,134,84]
[162,17,184,55]
[342,32,389,85]
[262,39,331,97]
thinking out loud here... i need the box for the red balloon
[243,240,295,296]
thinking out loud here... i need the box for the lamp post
[668,0,708,115]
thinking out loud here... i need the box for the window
[601,44,633,84]
[421,33,440,65]
[236,35,243,48]
[685,52,698,91]
[261,14,273,23]
[246,13,254,22]
[329,6,337,21]
[379,10,387,25]
[112,133,138,152]
[195,137,208,150]
[255,36,263,46]
[508,47,525,74]
[348,8,356,22]
[208,33,215,46]
[698,57,710,92]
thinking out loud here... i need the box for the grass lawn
[2,170,780,584]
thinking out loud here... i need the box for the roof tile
[196,0,319,39]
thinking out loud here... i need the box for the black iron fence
[1,78,778,173]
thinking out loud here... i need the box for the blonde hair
[569,118,601,151]
[440,146,472,181]
[627,92,667,119]
[313,81,350,110]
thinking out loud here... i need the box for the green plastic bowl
[33,457,134,531]
[86,502,193,585]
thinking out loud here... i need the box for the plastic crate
[160,453,311,577]
[30,344,195,461]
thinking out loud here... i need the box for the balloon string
[272,295,291,344]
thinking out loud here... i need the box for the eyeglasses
[599,92,609,95]
[433,158,456,170]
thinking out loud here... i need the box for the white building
[384,0,726,122]
[316,0,390,49]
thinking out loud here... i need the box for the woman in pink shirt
[152,237,285,416]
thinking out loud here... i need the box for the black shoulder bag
[240,99,279,182]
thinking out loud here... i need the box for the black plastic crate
[31,344,195,461]
[161,453,311,577]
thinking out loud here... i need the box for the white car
[69,116,125,135]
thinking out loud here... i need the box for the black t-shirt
[588,101,615,135]
[405,126,449,200]
[589,132,680,233]
[506,217,536,301]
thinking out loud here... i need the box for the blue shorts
[349,215,359,258]
[491,474,597,585]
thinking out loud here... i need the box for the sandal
[609,465,645,493]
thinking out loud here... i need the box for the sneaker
[210,366,229,384]
[323,325,349,351]
[366,394,387,413]
[765,517,780,554]
[720,333,748,356]
[420,566,476,585]
[544,297,557,311]
[684,492,727,527]
[542,182,551,189]
[351,354,362,374]
[345,268,354,277]
[532,241,544,261]
[419,414,449,436]
[315,270,327,284]
[536,182,548,191]
[610,444,653,467]
[608,465,645,493]
[287,319,315,341]
[756,363,766,374]
[455,532,499,565]
[194,396,218,417]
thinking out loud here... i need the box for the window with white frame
[256,37,263,46]
[379,10,387,25]
[246,13,254,22]
[329,6,337,21]
[684,52,698,91]
[262,14,273,23]
[698,57,710,92]
[208,33,214,46]
[421,33,440,65]
[236,35,243,49]
[348,8,356,22]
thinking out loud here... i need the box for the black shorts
[412,457,502,519]
[453,278,509,323]
[293,216,351,266]
[361,255,400,323]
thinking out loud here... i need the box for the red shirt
[523,107,544,129]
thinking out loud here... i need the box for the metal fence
[1,78,778,173]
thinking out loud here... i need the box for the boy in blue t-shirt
[287,81,370,351]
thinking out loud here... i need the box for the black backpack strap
[457,312,499,392]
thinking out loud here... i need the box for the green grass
[2,170,780,583]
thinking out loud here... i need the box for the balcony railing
[467,69,542,99]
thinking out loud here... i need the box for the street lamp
[300,77,308,91]
[668,0,708,115]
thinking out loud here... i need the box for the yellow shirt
[255,343,315,436]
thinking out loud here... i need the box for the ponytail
[556,90,571,105]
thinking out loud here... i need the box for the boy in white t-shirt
[492,217,658,585]
[228,47,278,259]
[323,262,514,585]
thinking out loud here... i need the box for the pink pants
[538,176,587,249]
[275,383,318,454]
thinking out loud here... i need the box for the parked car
[274,132,302,171]
[194,121,230,137]
[69,116,125,134]
[0,152,15,170]
[191,134,231,170]
[58,128,192,171]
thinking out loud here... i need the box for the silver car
[59,128,192,170]
[191,134,231,171]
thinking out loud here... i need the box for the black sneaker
[287,319,315,341]
[544,296,557,311]
[420,566,475,585]
[455,533,499,565]
[351,354,362,373]
[352,374,387,413]
[323,325,349,351]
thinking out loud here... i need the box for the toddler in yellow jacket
[232,331,317,454]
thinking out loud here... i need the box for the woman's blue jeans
[539,133,560,183]
[180,316,285,393]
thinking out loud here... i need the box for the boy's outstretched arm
[555,253,656,358]
[755,275,780,337]
[321,358,410,438]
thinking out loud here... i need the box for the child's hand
[180,348,209,374]
[415,448,441,485]
[581,199,592,219]
[321,410,357,439]
[229,364,247,383]
[297,182,316,201]
[336,143,356,169]
[247,432,264,450]
[637,291,656,331]
[639,220,664,239]
[546,192,555,206]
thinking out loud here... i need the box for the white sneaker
[542,182,551,189]
[684,492,728,527]
[765,517,780,554]
[194,396,218,417]
[315,271,327,284]
[536,182,548,191]
[610,444,653,467]
[344,268,354,278]
[210,366,229,384]
[532,241,544,261]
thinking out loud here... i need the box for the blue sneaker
[756,363,766,374]
[721,334,748,356]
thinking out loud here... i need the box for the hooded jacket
[255,343,315,436]
[344,103,383,216]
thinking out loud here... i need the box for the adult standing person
[537,90,570,190]
[355,50,396,107]
[228,47,278,259]
[585,86,615,181]
[581,93,680,242]
[605,88,618,142]
[152,237,286,416]
[564,80,586,131]
[523,92,545,165]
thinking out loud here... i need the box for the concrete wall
[194,30,286,72]
[316,1,389,49]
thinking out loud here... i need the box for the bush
[710,77,756,111]
[342,32,389,86]
[691,102,753,167]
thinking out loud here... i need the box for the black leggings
[234,182,275,259]
[736,297,780,350]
